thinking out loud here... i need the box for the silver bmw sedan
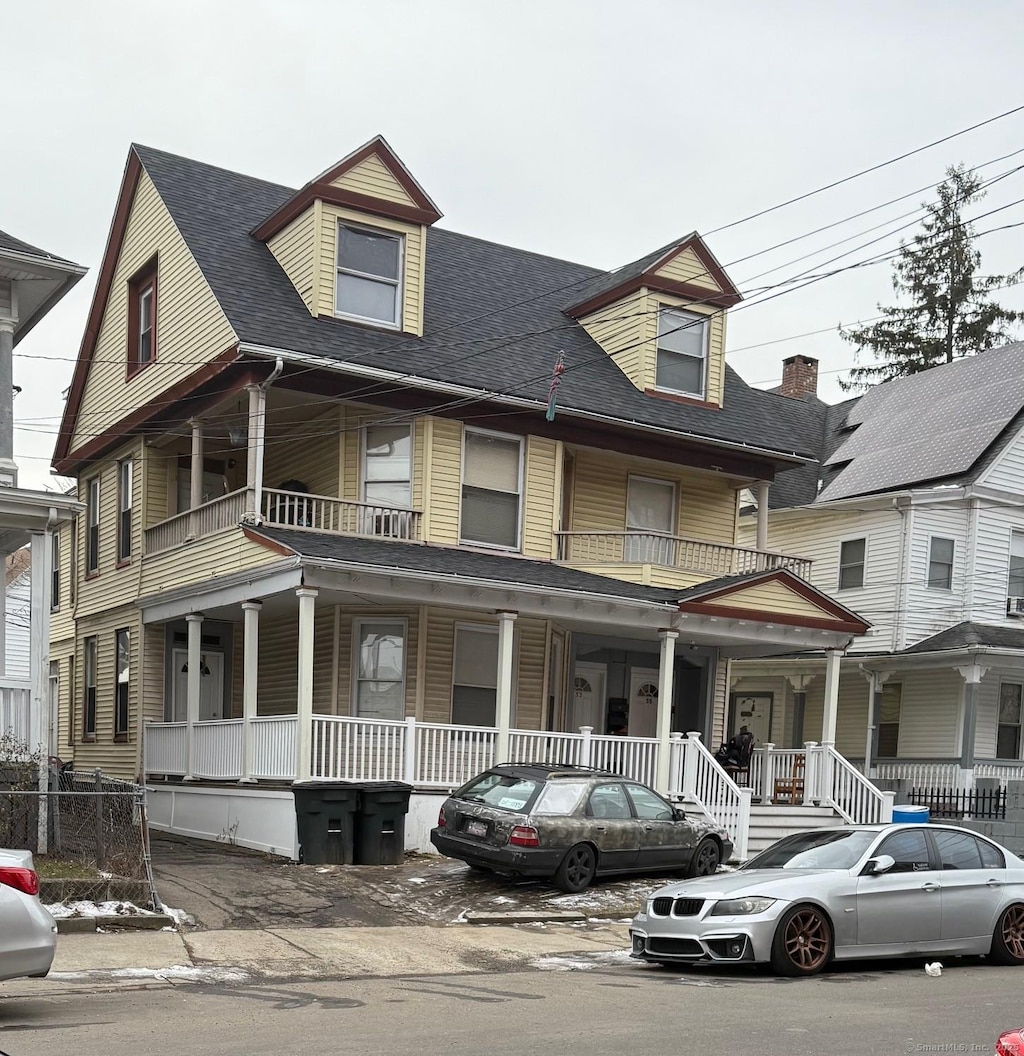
[630,824,1024,976]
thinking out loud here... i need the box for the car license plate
[465,820,488,837]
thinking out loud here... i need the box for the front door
[171,648,226,721]
[628,668,660,738]
[572,662,606,732]
[731,693,772,745]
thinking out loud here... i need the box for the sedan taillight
[437,806,446,828]
[509,826,540,848]
[0,866,40,896]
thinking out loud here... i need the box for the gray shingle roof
[561,237,693,310]
[132,144,816,461]
[902,621,1024,653]
[0,227,79,267]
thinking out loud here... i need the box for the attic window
[655,308,707,398]
[127,258,158,377]
[335,223,402,327]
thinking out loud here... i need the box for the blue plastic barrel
[892,804,930,824]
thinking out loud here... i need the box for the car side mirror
[863,854,895,876]
[673,806,687,821]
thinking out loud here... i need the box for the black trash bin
[354,782,413,866]
[292,781,361,865]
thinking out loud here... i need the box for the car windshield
[743,829,878,870]
[456,773,540,813]
[532,781,587,816]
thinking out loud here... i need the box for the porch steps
[745,804,843,857]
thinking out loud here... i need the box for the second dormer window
[655,307,707,398]
[336,223,402,327]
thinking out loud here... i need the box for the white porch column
[246,383,267,522]
[955,662,989,782]
[495,611,517,764]
[784,672,813,748]
[184,612,204,781]
[654,629,678,794]
[188,419,204,539]
[755,480,770,556]
[295,587,318,781]
[30,529,52,853]
[821,648,843,746]
[861,668,892,776]
[240,600,262,783]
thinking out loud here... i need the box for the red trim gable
[252,135,442,242]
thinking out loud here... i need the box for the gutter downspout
[247,356,284,525]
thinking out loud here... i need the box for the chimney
[780,354,818,399]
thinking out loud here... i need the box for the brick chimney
[780,354,819,399]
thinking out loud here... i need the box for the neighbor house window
[838,537,866,590]
[86,477,100,574]
[876,683,902,757]
[927,537,954,590]
[335,223,402,326]
[115,629,130,741]
[127,259,157,373]
[998,682,1022,759]
[363,424,412,508]
[83,637,97,741]
[353,620,406,721]
[452,624,499,726]
[51,530,60,611]
[625,476,676,564]
[1009,531,1024,600]
[117,459,133,563]
[460,429,522,549]
[655,307,708,398]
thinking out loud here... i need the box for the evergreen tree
[840,164,1023,391]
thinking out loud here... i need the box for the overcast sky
[4,0,1024,489]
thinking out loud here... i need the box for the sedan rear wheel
[990,904,1024,966]
[770,904,833,976]
[686,838,721,878]
[554,843,597,893]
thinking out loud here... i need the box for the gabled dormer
[566,234,741,408]
[253,136,441,336]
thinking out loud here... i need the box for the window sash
[138,285,154,363]
[1009,531,1024,597]
[927,537,954,589]
[84,638,97,737]
[363,425,412,508]
[115,629,130,737]
[655,309,708,396]
[354,621,406,720]
[838,538,865,589]
[51,531,60,610]
[87,479,100,572]
[461,431,522,549]
[336,224,402,325]
[118,460,133,561]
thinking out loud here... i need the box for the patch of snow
[315,867,331,874]
[406,877,428,884]
[532,950,633,971]
[45,900,160,919]
[162,905,195,927]
[489,896,516,905]
[110,965,251,984]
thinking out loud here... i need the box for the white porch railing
[144,488,250,554]
[871,759,1024,790]
[262,488,422,542]
[416,721,497,788]
[313,715,407,781]
[0,679,32,745]
[676,732,751,861]
[192,719,244,779]
[252,716,298,780]
[556,531,812,580]
[818,744,895,824]
[144,722,188,776]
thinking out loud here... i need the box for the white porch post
[654,629,678,794]
[821,648,843,746]
[495,611,517,764]
[784,673,812,748]
[184,612,204,781]
[0,561,6,676]
[240,600,262,783]
[755,481,770,557]
[862,668,891,777]
[30,528,52,853]
[955,662,989,788]
[188,419,204,539]
[295,587,318,781]
[246,383,267,523]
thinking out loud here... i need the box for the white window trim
[654,305,709,400]
[459,426,525,552]
[334,221,404,330]
[625,474,678,535]
[360,421,414,510]
[351,617,408,719]
[837,534,867,592]
[996,679,1024,761]
[925,534,955,591]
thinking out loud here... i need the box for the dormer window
[335,223,403,327]
[655,307,707,398]
[127,258,158,376]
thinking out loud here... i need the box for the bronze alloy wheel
[771,905,833,976]
[991,904,1024,965]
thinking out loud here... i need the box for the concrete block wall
[958,781,1024,856]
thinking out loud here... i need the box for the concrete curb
[464,910,587,925]
[56,914,176,934]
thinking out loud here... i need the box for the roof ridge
[132,142,298,197]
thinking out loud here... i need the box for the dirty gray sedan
[430,763,732,892]
[630,824,1024,975]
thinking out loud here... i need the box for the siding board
[267,208,316,314]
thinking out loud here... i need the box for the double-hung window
[86,477,100,574]
[83,636,97,741]
[335,223,402,327]
[117,459,133,563]
[655,307,708,398]
[128,260,157,373]
[625,476,676,564]
[115,629,130,741]
[998,682,1022,759]
[51,530,60,611]
[927,537,954,590]
[838,538,866,590]
[353,620,406,721]
[362,424,412,537]
[460,429,522,550]
[1009,531,1024,603]
[452,624,500,727]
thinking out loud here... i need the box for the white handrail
[680,732,751,861]
[819,744,894,824]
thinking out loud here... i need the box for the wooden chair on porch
[773,753,805,804]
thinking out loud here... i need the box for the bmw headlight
[710,897,777,916]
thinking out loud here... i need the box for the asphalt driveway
[150,835,676,930]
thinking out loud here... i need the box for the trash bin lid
[292,780,363,789]
[358,781,413,792]
[892,804,928,814]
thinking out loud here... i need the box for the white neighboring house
[731,345,1024,791]
[5,548,31,680]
